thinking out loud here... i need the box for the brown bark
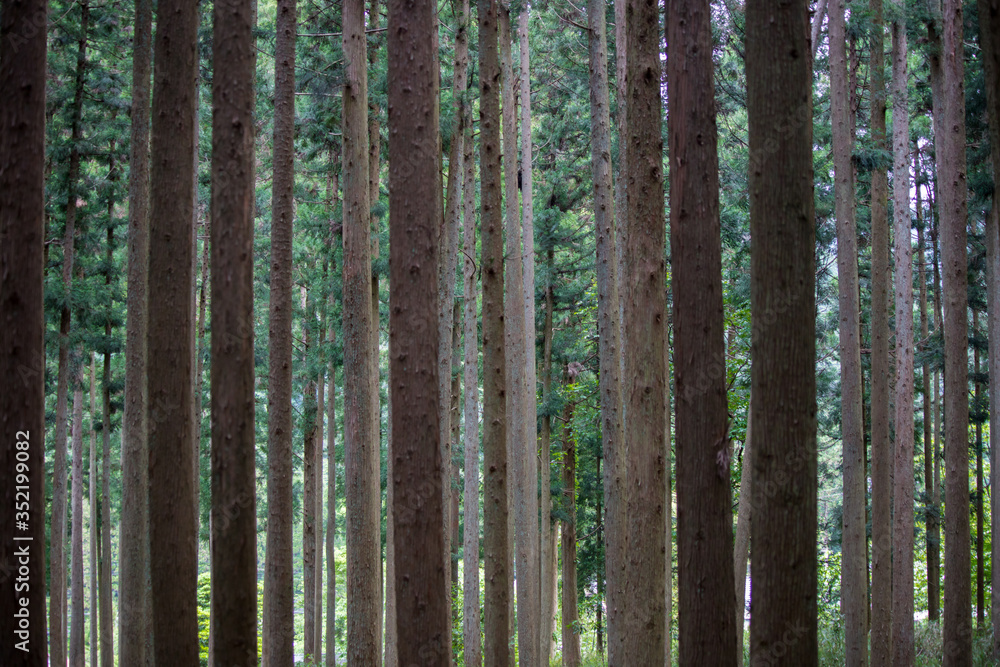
[462,105,483,667]
[930,174,943,623]
[71,371,84,667]
[745,0,818,664]
[830,0,867,662]
[450,302,462,597]
[976,0,1000,656]
[622,0,667,658]
[100,223,113,667]
[344,0,380,658]
[120,0,153,656]
[479,0,511,662]
[561,379,581,667]
[975,310,984,630]
[0,0,49,661]
[303,297,319,663]
[811,0,829,59]
[938,0,972,660]
[667,0,737,662]
[387,0,449,661]
[868,1,892,661]
[147,0,200,656]
[733,399,753,667]
[327,173,341,666]
[209,0,258,659]
[890,9,914,661]
[586,1,625,664]
[316,374,325,661]
[263,0,296,664]
[89,357,98,667]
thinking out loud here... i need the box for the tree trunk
[733,399,753,667]
[931,175,944,623]
[975,309,984,630]
[976,0,1000,656]
[209,0,258,659]
[745,0,818,665]
[499,8,540,665]
[100,226,114,667]
[868,2,892,661]
[586,0,626,663]
[344,0,379,658]
[622,0,667,658]
[52,7,90,662]
[387,0,450,661]
[939,0,972,660]
[0,0,49,660]
[71,370,85,667]
[479,0,512,662]
[811,0,829,58]
[561,379,581,667]
[89,357,98,667]
[450,302,463,598]
[147,0,200,656]
[263,0,296,663]
[120,0,153,656]
[667,0,737,662]
[316,375,325,662]
[303,296,319,663]
[830,0,867,662]
[326,179,341,665]
[890,10,914,661]
[462,105,483,667]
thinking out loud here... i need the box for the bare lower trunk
[327,277,340,667]
[303,303,319,662]
[89,358,98,667]
[733,399,753,667]
[745,0,818,664]
[561,384,581,667]
[316,377,325,661]
[70,375,85,667]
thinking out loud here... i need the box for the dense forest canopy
[1,0,1000,664]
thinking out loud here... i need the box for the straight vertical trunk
[302,304,319,663]
[975,311,984,629]
[0,0,49,660]
[147,0,200,656]
[745,0,818,665]
[830,0,867,662]
[890,10,914,660]
[387,0,450,662]
[71,372,85,667]
[120,0,153,657]
[976,0,1000,657]
[479,0,512,662]
[500,8,539,665]
[327,324,339,667]
[100,227,113,667]
[462,110,483,667]
[344,0,379,658]
[811,0,829,58]
[450,303,463,597]
[316,375,325,661]
[931,183,944,623]
[52,8,90,662]
[733,400,753,667]
[868,1,892,661]
[209,0,259,660]
[586,0,625,663]
[561,382,581,667]
[89,358,98,667]
[264,0,296,662]
[667,0,737,662]
[939,0,972,660]
[623,0,667,658]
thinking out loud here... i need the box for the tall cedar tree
[890,5,914,662]
[99,351,112,665]
[500,8,540,665]
[479,0,512,662]
[940,0,972,660]
[561,380,581,667]
[585,0,624,662]
[343,0,380,659]
[89,361,98,667]
[868,0,892,660]
[387,0,450,661]
[667,0,738,662]
[301,303,319,663]
[623,0,667,659]
[733,399,753,667]
[51,7,89,662]
[71,372,84,665]
[462,96,482,667]
[147,0,200,658]
[830,0,867,663]
[0,0,49,663]
[210,0,258,661]
[978,0,1000,657]
[745,0,818,663]
[120,0,152,657]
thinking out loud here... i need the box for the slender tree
[868,1,892,660]
[89,359,98,667]
[99,343,112,667]
[938,0,972,660]
[147,0,200,657]
[120,0,153,656]
[462,108,482,667]
[622,0,667,658]
[667,0,738,662]
[387,0,449,662]
[561,372,581,667]
[733,400,753,667]
[302,297,319,663]
[745,0,818,664]
[209,0,258,660]
[890,6,914,660]
[70,370,85,667]
[479,0,511,662]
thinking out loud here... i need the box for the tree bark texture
[733,399,753,667]
[561,384,581,667]
[70,378,84,667]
